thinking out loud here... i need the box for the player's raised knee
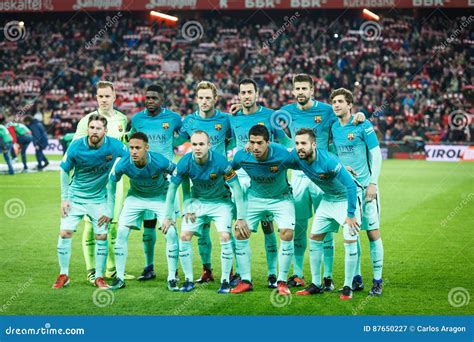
[59,230,73,238]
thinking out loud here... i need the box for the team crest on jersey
[209,173,218,180]
[215,124,222,131]
[319,173,328,179]
[270,165,279,173]
[162,122,170,129]
[151,173,159,179]
[314,116,322,123]
[105,155,113,161]
[347,133,355,141]
[118,124,123,132]
[257,122,265,126]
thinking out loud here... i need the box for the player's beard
[298,148,313,160]
[90,135,103,146]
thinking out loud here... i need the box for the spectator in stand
[23,115,50,170]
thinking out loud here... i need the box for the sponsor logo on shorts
[369,222,376,227]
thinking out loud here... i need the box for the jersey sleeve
[223,161,237,183]
[285,149,301,170]
[178,116,191,140]
[171,156,188,185]
[173,113,183,133]
[361,121,379,150]
[60,147,75,172]
[110,159,125,182]
[159,155,177,175]
[231,151,242,171]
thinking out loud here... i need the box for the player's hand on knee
[61,200,71,218]
[184,213,196,224]
[229,103,242,115]
[234,219,250,239]
[162,218,174,234]
[344,217,360,236]
[98,215,112,227]
[366,183,377,202]
[352,112,366,124]
[345,166,358,177]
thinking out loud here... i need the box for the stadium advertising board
[0,0,471,11]
[424,145,469,162]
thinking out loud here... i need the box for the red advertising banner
[0,0,471,12]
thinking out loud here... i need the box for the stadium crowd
[1,11,472,143]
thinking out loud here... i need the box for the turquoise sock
[344,242,358,288]
[293,219,308,278]
[115,227,130,280]
[277,239,294,282]
[309,240,323,286]
[165,226,179,281]
[220,241,233,283]
[57,237,72,275]
[198,225,212,268]
[179,240,193,281]
[370,239,384,280]
[95,239,108,278]
[355,237,362,277]
[230,233,240,274]
[264,232,278,276]
[143,227,156,268]
[235,239,251,281]
[323,233,334,278]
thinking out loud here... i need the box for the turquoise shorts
[61,201,109,235]
[181,199,234,236]
[311,194,363,241]
[361,189,381,231]
[118,194,168,230]
[291,170,323,221]
[246,193,295,232]
[83,177,124,224]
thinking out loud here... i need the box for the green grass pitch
[0,159,472,315]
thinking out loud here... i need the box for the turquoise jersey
[280,101,336,151]
[229,106,288,150]
[171,150,237,201]
[60,136,128,203]
[331,117,379,187]
[289,149,359,217]
[130,108,182,161]
[232,143,293,199]
[179,110,232,156]
[111,151,176,198]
